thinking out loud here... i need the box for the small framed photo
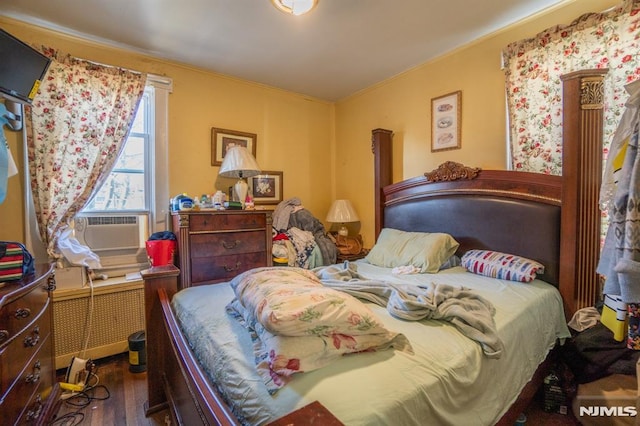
[211,127,257,166]
[248,171,283,205]
[431,91,461,152]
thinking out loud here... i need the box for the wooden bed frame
[141,69,607,425]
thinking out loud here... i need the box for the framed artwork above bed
[248,170,283,205]
[431,90,461,152]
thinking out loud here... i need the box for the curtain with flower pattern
[26,48,146,258]
[503,0,640,175]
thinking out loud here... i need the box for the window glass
[83,93,149,212]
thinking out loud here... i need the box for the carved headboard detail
[424,161,481,182]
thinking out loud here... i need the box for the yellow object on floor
[601,295,628,342]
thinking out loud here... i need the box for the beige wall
[0,0,620,249]
[335,0,619,247]
[0,17,335,245]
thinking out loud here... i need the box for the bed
[141,69,607,425]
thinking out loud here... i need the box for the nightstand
[336,249,369,263]
[332,233,368,263]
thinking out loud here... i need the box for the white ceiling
[0,0,566,101]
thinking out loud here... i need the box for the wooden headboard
[371,69,607,317]
[380,163,562,285]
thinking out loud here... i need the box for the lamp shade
[326,199,359,223]
[271,0,318,15]
[219,146,261,208]
[218,146,261,179]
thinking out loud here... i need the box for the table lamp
[218,146,261,208]
[326,199,359,236]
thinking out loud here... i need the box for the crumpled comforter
[314,261,504,358]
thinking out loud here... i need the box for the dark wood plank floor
[52,354,167,426]
[50,353,579,425]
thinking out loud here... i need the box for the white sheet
[172,263,571,425]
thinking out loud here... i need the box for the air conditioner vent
[87,216,138,226]
[73,215,150,277]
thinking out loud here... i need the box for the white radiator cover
[52,281,145,370]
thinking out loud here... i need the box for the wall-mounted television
[0,28,51,104]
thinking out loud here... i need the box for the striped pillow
[461,250,544,283]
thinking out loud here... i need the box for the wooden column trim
[172,213,190,289]
[372,128,393,240]
[560,69,607,318]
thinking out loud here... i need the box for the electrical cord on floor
[49,372,110,426]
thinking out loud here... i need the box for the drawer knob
[224,261,242,272]
[25,394,42,421]
[45,275,56,291]
[24,326,40,347]
[222,240,242,250]
[26,359,42,383]
[0,330,8,342]
[14,307,31,319]
[25,372,40,384]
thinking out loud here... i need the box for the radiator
[52,281,145,370]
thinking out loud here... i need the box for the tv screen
[0,29,51,104]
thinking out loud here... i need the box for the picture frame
[211,127,257,166]
[248,171,283,205]
[431,91,461,152]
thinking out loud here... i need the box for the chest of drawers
[172,210,272,288]
[0,264,60,425]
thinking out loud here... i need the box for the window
[24,74,171,281]
[83,90,150,212]
[72,76,171,278]
[82,87,154,213]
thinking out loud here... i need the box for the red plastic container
[145,240,176,266]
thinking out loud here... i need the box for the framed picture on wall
[248,171,283,205]
[211,127,257,166]
[431,91,461,152]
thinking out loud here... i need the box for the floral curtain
[503,0,640,175]
[26,48,146,258]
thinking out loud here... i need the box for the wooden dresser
[0,263,60,425]
[172,210,272,288]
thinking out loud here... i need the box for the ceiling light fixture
[271,0,318,16]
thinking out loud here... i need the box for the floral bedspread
[226,267,411,393]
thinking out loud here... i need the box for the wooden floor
[51,353,580,425]
[52,354,167,426]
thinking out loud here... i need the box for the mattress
[171,263,571,425]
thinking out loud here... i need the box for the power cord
[80,268,95,358]
[50,371,111,425]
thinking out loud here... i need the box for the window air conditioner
[74,215,149,277]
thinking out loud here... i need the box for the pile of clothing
[272,197,337,268]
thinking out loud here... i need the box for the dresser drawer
[189,212,267,232]
[191,252,267,284]
[190,231,266,257]
[0,283,48,347]
[173,211,272,288]
[15,376,54,426]
[1,334,53,421]
[0,301,51,398]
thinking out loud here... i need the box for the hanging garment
[598,79,640,302]
[0,103,20,204]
